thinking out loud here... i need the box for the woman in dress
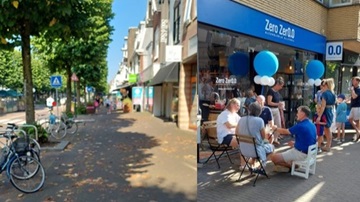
[316,78,336,152]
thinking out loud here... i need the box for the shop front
[198,0,326,126]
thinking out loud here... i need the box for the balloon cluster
[253,50,279,86]
[305,60,324,86]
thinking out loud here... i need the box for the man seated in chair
[256,95,274,143]
[271,106,317,171]
[237,102,275,169]
[216,98,242,162]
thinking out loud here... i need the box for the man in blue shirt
[271,106,316,170]
[349,76,360,141]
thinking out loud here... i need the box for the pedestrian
[334,94,347,143]
[316,78,336,152]
[271,106,316,171]
[348,76,360,142]
[94,95,100,114]
[313,104,326,153]
[105,95,112,114]
[266,77,285,146]
[46,95,55,110]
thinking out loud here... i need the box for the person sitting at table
[271,106,316,171]
[256,95,274,143]
[216,98,242,165]
[236,102,275,168]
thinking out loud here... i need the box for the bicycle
[39,109,67,140]
[61,112,78,135]
[1,123,41,159]
[0,128,45,193]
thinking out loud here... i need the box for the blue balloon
[227,52,249,76]
[253,50,278,76]
[306,60,324,79]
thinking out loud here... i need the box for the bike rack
[19,124,38,141]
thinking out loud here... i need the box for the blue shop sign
[132,87,143,99]
[198,0,326,54]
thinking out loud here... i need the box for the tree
[33,1,113,113]
[0,0,113,123]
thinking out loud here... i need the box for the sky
[106,0,148,83]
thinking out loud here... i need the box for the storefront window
[198,24,320,126]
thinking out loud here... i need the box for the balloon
[254,75,261,84]
[268,77,275,86]
[253,50,279,76]
[261,76,270,86]
[308,78,315,85]
[228,52,249,76]
[305,60,324,79]
[314,78,322,86]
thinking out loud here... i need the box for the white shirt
[46,97,54,107]
[216,109,241,144]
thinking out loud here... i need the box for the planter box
[86,106,95,114]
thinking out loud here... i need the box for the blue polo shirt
[259,106,273,125]
[289,119,316,153]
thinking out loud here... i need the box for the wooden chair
[291,144,318,179]
[237,134,269,186]
[202,120,235,169]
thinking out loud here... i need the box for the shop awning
[149,62,179,86]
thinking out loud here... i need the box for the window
[173,4,180,44]
[183,0,192,24]
[330,0,352,7]
[154,27,159,60]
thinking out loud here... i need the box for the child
[334,94,347,142]
[313,104,327,153]
[105,96,112,114]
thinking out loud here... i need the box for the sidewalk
[198,133,360,202]
[0,108,197,201]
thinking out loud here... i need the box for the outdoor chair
[237,134,269,187]
[202,120,235,169]
[291,144,317,179]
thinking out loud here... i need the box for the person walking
[349,76,360,141]
[316,78,336,152]
[266,77,285,146]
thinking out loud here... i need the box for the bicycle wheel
[66,120,78,135]
[8,155,45,193]
[29,138,41,157]
[50,121,67,140]
[10,151,40,179]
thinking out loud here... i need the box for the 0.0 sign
[326,42,343,61]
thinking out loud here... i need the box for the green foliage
[76,103,87,115]
[22,123,49,144]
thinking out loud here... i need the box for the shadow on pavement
[0,109,196,202]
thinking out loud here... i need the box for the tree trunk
[76,76,81,106]
[66,65,72,113]
[21,20,35,124]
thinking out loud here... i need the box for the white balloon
[261,76,270,86]
[254,75,262,84]
[268,77,275,86]
[314,78,322,86]
[308,79,315,85]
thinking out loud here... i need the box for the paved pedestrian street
[0,108,196,202]
[198,136,360,202]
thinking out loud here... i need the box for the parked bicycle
[61,112,78,135]
[39,109,67,140]
[0,126,45,193]
[1,123,41,159]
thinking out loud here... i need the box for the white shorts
[281,148,307,163]
[349,107,360,121]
